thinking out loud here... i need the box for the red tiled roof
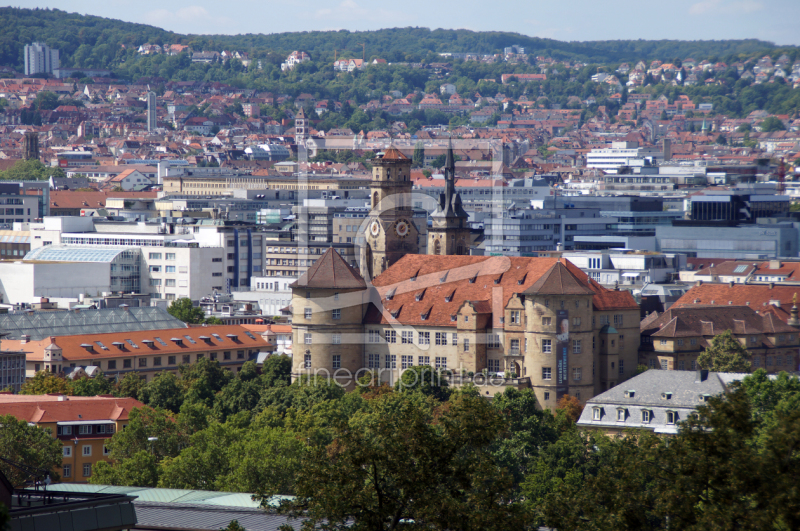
[673,283,800,323]
[0,396,143,424]
[3,325,270,362]
[290,247,366,289]
[367,255,637,328]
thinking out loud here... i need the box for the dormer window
[386,288,396,301]
[641,410,652,423]
[616,408,627,422]
[592,407,602,421]
[624,390,635,398]
[666,411,678,425]
[699,394,712,402]
[662,392,672,400]
[450,315,456,322]
[468,274,477,284]
[415,289,426,302]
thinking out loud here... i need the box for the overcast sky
[16,0,800,46]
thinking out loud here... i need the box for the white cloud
[689,0,763,15]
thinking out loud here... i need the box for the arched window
[434,239,441,255]
[372,192,379,209]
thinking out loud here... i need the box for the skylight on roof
[183,335,196,344]
[244,331,256,340]
[154,337,168,346]
[212,333,223,341]
[125,339,139,349]
[734,265,748,273]
[95,341,109,350]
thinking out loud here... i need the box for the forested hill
[0,7,785,72]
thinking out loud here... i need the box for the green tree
[697,329,752,373]
[139,372,184,413]
[394,365,450,401]
[33,91,59,111]
[113,372,146,398]
[759,116,786,132]
[0,414,62,486]
[266,391,526,530]
[20,371,69,395]
[69,373,113,396]
[179,357,234,409]
[0,159,65,181]
[221,521,246,531]
[490,388,557,487]
[104,407,189,463]
[412,141,424,168]
[91,450,159,487]
[260,355,292,387]
[167,297,206,324]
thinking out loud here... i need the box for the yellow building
[0,394,144,483]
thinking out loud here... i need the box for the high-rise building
[146,91,157,132]
[24,42,59,76]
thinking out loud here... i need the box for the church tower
[428,139,470,255]
[362,146,419,280]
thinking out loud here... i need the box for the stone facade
[291,249,641,410]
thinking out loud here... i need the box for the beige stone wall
[524,294,594,411]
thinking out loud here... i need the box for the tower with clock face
[361,146,419,280]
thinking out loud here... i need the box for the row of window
[62,463,93,478]
[148,253,178,260]
[592,407,678,425]
[62,444,110,457]
[37,351,248,373]
[57,424,115,436]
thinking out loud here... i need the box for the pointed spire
[445,136,455,175]
[789,292,799,326]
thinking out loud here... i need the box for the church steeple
[428,137,470,256]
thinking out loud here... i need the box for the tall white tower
[147,92,157,132]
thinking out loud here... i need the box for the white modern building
[232,275,296,317]
[586,142,666,174]
[24,42,59,76]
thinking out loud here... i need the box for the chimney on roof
[770,260,781,270]
[770,282,775,289]
[729,280,734,287]
[696,280,703,286]
[695,369,709,382]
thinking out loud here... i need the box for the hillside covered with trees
[0,7,790,73]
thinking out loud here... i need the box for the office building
[24,42,59,76]
[656,223,798,259]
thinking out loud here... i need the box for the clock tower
[361,146,418,280]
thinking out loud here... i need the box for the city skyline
[13,0,800,46]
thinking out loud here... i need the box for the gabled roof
[0,395,144,424]
[290,247,366,289]
[524,260,595,296]
[673,283,800,323]
[641,304,798,338]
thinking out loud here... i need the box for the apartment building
[0,394,143,483]
[0,350,26,393]
[639,305,800,373]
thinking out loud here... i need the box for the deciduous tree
[697,329,752,373]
